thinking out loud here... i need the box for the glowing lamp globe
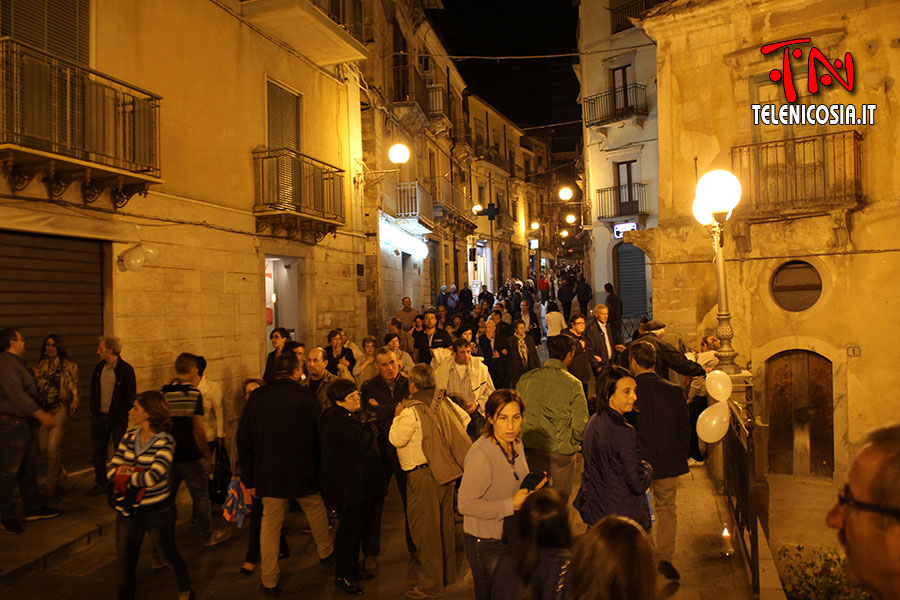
[695,170,741,219]
[558,187,574,201]
[472,203,484,214]
[388,143,410,165]
[565,213,576,224]
[560,230,569,238]
[530,221,540,230]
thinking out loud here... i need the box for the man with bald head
[826,425,900,599]
[303,347,340,410]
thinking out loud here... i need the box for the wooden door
[766,350,834,477]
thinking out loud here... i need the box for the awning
[0,199,140,243]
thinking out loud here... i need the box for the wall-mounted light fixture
[118,244,160,271]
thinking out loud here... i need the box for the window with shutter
[0,0,89,64]
[266,80,301,151]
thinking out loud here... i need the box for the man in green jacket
[516,334,589,500]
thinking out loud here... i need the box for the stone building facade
[633,0,900,485]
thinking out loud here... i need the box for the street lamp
[530,221,540,230]
[473,203,484,213]
[692,169,742,374]
[558,186,574,201]
[560,229,569,238]
[565,213,576,224]
[388,143,410,165]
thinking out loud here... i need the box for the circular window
[771,260,822,312]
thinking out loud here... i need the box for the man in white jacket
[432,339,495,415]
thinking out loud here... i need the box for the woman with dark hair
[110,391,193,600]
[321,379,385,595]
[574,366,652,531]
[235,378,289,576]
[456,325,482,357]
[33,334,79,496]
[544,302,566,338]
[263,327,290,383]
[459,389,545,600]
[492,488,573,600]
[324,329,356,376]
[384,333,414,373]
[569,515,656,600]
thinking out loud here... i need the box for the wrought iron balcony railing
[427,84,450,120]
[431,176,476,227]
[611,0,667,33]
[731,130,862,219]
[453,119,472,146]
[253,147,345,223]
[474,143,512,173]
[395,181,434,234]
[393,63,428,115]
[312,0,363,42]
[0,37,161,178]
[596,182,649,219]
[584,83,648,127]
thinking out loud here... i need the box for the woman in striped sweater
[109,391,193,600]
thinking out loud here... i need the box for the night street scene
[0,0,898,599]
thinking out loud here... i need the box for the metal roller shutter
[0,229,103,478]
[615,242,648,318]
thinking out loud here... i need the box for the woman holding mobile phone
[458,389,546,600]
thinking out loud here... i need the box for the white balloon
[697,401,730,444]
[120,246,145,271]
[706,369,733,402]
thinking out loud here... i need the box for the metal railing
[584,83,648,127]
[724,394,760,595]
[432,175,476,226]
[396,181,434,224]
[474,143,512,172]
[427,84,449,119]
[311,0,364,41]
[731,130,862,218]
[0,38,161,177]
[393,62,428,114]
[611,0,667,33]
[453,119,472,146]
[253,147,344,223]
[596,182,648,219]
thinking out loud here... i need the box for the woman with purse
[458,389,546,600]
[109,391,193,600]
[33,334,79,496]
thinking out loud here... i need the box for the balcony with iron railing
[395,181,434,235]
[731,130,862,220]
[584,83,648,127]
[474,143,512,173]
[596,182,649,220]
[431,176,477,230]
[394,62,428,121]
[253,148,344,225]
[453,119,473,147]
[427,83,450,121]
[239,0,366,66]
[0,38,161,204]
[611,0,668,34]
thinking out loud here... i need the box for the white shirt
[388,407,428,470]
[545,312,567,337]
[197,376,224,442]
[599,322,613,359]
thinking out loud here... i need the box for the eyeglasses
[838,485,900,520]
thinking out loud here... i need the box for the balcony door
[615,160,638,215]
[267,81,302,208]
[612,65,631,111]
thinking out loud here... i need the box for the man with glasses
[561,313,592,401]
[826,425,900,599]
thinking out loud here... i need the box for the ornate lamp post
[692,169,742,374]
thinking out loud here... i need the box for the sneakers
[0,518,23,535]
[657,560,681,580]
[202,528,232,547]
[23,506,61,521]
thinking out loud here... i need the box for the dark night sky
[428,2,582,153]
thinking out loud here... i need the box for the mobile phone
[520,471,547,491]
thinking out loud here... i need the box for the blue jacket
[574,408,652,530]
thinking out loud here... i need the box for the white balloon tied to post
[697,401,730,444]
[705,370,733,402]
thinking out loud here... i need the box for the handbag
[208,444,233,505]
[108,464,146,516]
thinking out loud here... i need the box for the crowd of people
[1,263,899,600]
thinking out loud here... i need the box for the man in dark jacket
[505,320,540,388]
[604,283,624,341]
[359,348,414,568]
[412,308,452,364]
[88,336,136,496]
[561,313,592,402]
[621,320,705,380]
[558,280,575,323]
[477,285,494,310]
[629,341,690,582]
[575,276,592,315]
[458,282,474,317]
[585,304,625,377]
[237,352,334,595]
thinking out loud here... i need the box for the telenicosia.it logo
[751,38,876,126]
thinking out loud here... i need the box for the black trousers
[116,500,190,599]
[366,439,414,556]
[335,499,376,580]
[91,413,127,485]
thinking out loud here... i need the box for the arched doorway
[766,350,834,477]
[613,242,648,318]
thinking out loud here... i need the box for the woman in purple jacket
[574,366,653,530]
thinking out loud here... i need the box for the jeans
[168,459,213,539]
[38,404,68,495]
[0,417,41,520]
[116,500,191,599]
[91,413,127,485]
[464,533,505,600]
